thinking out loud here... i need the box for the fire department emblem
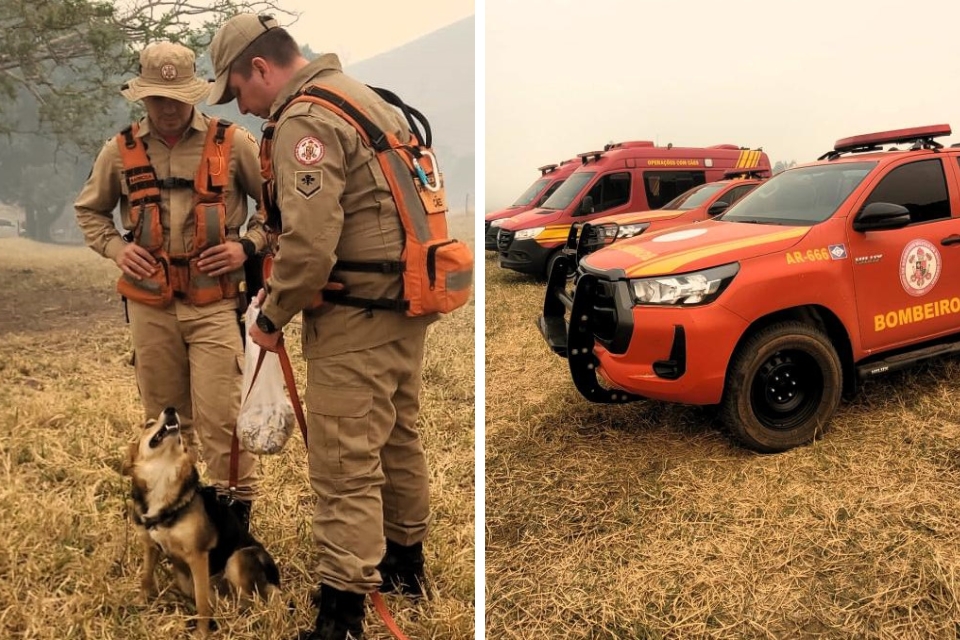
[899,239,940,297]
[295,136,325,165]
[160,64,178,81]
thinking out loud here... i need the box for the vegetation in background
[0,0,291,241]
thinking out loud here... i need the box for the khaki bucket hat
[208,14,280,105]
[120,42,211,104]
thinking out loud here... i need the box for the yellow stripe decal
[534,224,573,244]
[625,227,807,277]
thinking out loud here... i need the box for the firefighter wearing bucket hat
[208,14,437,640]
[75,41,268,530]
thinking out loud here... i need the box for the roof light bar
[834,124,951,154]
[722,167,769,179]
[538,163,559,175]
[577,150,605,164]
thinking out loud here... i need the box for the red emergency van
[484,159,578,250]
[497,141,771,277]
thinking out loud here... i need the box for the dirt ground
[0,284,119,335]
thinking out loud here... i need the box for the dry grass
[0,234,474,640]
[484,251,960,639]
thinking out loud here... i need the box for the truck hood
[582,219,809,278]
[501,207,562,230]
[485,206,525,222]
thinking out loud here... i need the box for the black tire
[721,321,842,453]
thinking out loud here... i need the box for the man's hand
[115,243,158,279]
[250,321,283,352]
[197,241,246,276]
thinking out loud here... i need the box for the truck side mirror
[707,201,729,216]
[853,202,911,232]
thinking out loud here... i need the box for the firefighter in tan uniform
[209,15,435,640]
[75,42,268,529]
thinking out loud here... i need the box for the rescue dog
[122,407,279,635]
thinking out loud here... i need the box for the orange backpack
[260,85,473,316]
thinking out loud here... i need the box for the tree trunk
[24,204,53,243]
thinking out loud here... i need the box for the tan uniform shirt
[75,110,267,260]
[261,54,433,358]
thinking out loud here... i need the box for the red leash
[230,341,411,640]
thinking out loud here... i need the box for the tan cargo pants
[128,298,258,500]
[305,327,431,593]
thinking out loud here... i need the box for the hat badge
[160,63,178,81]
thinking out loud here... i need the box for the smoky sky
[484,0,960,210]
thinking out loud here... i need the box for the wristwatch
[255,311,278,334]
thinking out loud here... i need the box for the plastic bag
[237,301,295,454]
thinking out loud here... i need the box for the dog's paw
[186,616,219,634]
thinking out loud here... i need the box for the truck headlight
[615,223,649,239]
[514,226,545,240]
[490,219,506,228]
[630,263,739,305]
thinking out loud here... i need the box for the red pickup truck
[540,124,960,452]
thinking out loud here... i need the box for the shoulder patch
[295,170,322,198]
[295,137,325,165]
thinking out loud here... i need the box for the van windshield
[661,183,727,210]
[721,162,876,225]
[539,172,595,210]
[511,177,551,207]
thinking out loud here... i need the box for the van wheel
[721,321,842,453]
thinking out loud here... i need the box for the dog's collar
[135,469,200,530]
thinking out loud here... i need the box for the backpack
[261,85,473,316]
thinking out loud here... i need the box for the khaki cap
[208,13,279,105]
[120,42,211,104]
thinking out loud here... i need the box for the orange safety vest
[115,119,245,307]
[259,84,473,317]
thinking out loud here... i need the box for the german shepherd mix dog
[122,407,280,636]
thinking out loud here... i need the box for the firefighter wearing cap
[208,14,435,640]
[74,42,267,529]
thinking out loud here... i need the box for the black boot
[297,584,365,640]
[377,539,426,599]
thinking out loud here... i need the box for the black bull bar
[536,253,639,404]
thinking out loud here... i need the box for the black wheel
[721,321,842,453]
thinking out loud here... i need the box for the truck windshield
[539,172,595,210]
[511,177,551,206]
[721,162,876,225]
[661,183,726,210]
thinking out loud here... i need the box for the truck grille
[497,229,514,253]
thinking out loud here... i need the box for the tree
[0,0,292,241]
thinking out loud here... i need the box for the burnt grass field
[484,251,960,639]
[0,225,475,640]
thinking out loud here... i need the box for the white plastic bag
[237,302,295,454]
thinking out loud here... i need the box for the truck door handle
[941,235,960,246]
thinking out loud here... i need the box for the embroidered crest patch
[295,170,322,198]
[160,64,178,81]
[295,137,325,165]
